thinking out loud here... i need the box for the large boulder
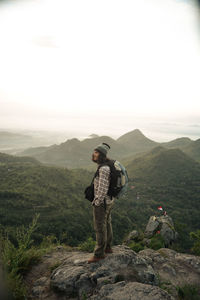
[25,245,200,299]
[91,281,175,300]
[144,215,178,247]
[139,248,200,292]
[159,216,178,247]
[144,216,160,238]
[123,230,139,244]
[50,245,158,299]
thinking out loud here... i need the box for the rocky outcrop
[90,281,174,300]
[124,215,178,248]
[144,215,178,247]
[25,245,200,300]
[50,245,157,299]
[124,230,139,244]
[139,248,200,290]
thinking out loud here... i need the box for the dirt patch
[24,246,75,300]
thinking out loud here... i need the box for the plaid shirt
[93,165,113,206]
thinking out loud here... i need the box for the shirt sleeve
[93,166,110,206]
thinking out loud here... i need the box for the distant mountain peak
[117,129,153,141]
[116,129,157,154]
[89,134,99,138]
[120,129,144,137]
[131,128,144,134]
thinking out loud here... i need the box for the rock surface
[144,216,160,238]
[25,245,200,300]
[91,281,174,300]
[139,248,200,296]
[145,215,178,247]
[124,230,139,244]
[124,215,178,248]
[50,245,157,299]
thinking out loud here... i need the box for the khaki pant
[93,201,114,258]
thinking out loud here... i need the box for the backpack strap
[95,160,115,178]
[94,161,116,200]
[90,162,109,184]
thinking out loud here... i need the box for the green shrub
[190,230,200,256]
[1,214,43,299]
[39,234,60,251]
[149,234,165,250]
[177,284,200,300]
[78,237,96,252]
[2,214,41,274]
[128,241,144,253]
[4,272,27,300]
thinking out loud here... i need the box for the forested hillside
[18,136,127,168]
[124,147,200,249]
[0,148,200,252]
[0,153,93,246]
[183,139,200,162]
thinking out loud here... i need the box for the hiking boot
[105,248,113,254]
[88,256,106,264]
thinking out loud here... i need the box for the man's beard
[92,154,98,163]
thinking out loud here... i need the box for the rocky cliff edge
[25,245,200,300]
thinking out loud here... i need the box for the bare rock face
[50,245,158,299]
[91,281,175,300]
[139,248,200,294]
[123,230,139,244]
[26,245,200,300]
[144,216,160,238]
[144,215,178,247]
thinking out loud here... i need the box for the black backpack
[84,160,128,201]
[96,160,128,198]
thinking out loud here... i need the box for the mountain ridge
[126,146,200,185]
[4,129,200,168]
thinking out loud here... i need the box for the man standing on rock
[88,143,114,264]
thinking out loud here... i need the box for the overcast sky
[0,0,200,141]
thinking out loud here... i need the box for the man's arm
[93,166,110,206]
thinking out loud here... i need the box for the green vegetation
[1,215,42,299]
[0,152,134,248]
[0,214,64,300]
[128,233,165,252]
[183,139,200,163]
[0,142,200,298]
[125,147,200,252]
[128,241,144,253]
[177,284,200,300]
[0,146,200,255]
[149,234,165,250]
[190,230,200,256]
[78,237,96,252]
[0,153,94,247]
[157,276,174,296]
